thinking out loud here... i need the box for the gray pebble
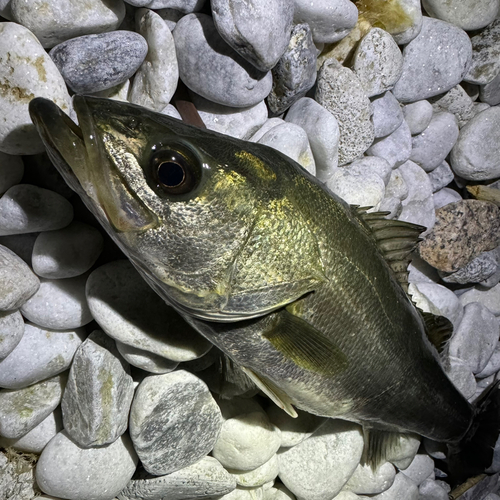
[402,100,433,136]
[386,0,423,46]
[342,461,396,495]
[385,169,409,202]
[428,161,454,193]
[155,8,184,30]
[35,431,138,500]
[366,119,412,169]
[410,112,459,173]
[161,103,182,119]
[248,118,284,143]
[476,342,500,379]
[293,0,358,43]
[369,472,419,500]
[32,221,103,279]
[267,23,317,116]
[418,478,449,500]
[50,31,148,94]
[428,85,475,128]
[285,97,339,182]
[371,92,404,139]
[10,0,126,48]
[0,185,73,236]
[0,309,24,360]
[115,340,179,374]
[21,274,93,330]
[0,152,23,195]
[117,456,236,500]
[440,251,499,285]
[464,19,500,85]
[0,323,85,389]
[392,18,472,103]
[0,244,39,311]
[129,370,222,475]
[315,58,374,165]
[61,330,134,447]
[443,356,477,399]
[0,233,38,266]
[0,373,66,439]
[352,28,403,98]
[433,187,462,210]
[212,0,293,72]
[450,106,500,180]
[479,72,500,106]
[173,14,272,108]
[144,0,204,12]
[86,260,211,362]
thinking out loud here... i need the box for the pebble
[129,370,222,475]
[429,85,475,128]
[117,456,236,500]
[402,100,433,135]
[161,102,182,119]
[212,411,281,471]
[476,343,500,378]
[371,92,404,139]
[115,340,179,374]
[229,454,279,488]
[155,8,184,30]
[352,28,403,98]
[385,168,409,202]
[293,0,357,43]
[0,22,72,156]
[190,93,268,140]
[315,58,374,165]
[400,454,434,486]
[0,233,38,266]
[384,433,421,470]
[440,251,498,285]
[0,152,23,195]
[409,112,459,173]
[86,260,211,362]
[419,200,500,272]
[267,23,317,116]
[212,0,293,72]
[142,0,204,12]
[433,187,462,210]
[480,72,500,106]
[365,119,412,169]
[392,18,472,103]
[32,221,103,279]
[459,282,500,316]
[265,483,296,500]
[450,106,500,180]
[0,184,73,236]
[20,274,93,330]
[342,462,396,495]
[397,160,435,233]
[10,0,126,48]
[249,118,284,143]
[442,355,477,399]
[266,405,325,449]
[61,330,134,447]
[173,14,272,108]
[278,419,364,500]
[50,31,148,94]
[369,472,418,500]
[464,19,500,85]
[0,309,24,360]
[418,478,449,500]
[285,98,339,182]
[0,373,66,439]
[258,123,316,176]
[0,323,85,389]
[0,407,62,454]
[0,244,39,311]
[35,431,138,500]
[428,161,454,193]
[129,9,179,112]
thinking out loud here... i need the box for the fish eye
[150,148,200,195]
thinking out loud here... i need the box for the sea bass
[29,96,499,482]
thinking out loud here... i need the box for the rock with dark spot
[440,250,499,285]
[61,330,134,447]
[419,200,500,272]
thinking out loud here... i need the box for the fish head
[29,96,326,321]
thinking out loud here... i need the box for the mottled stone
[428,161,454,193]
[402,100,433,135]
[115,340,178,374]
[352,28,403,98]
[0,450,39,500]
[0,323,85,389]
[0,244,39,311]
[315,58,374,165]
[130,370,222,475]
[366,119,412,169]
[117,456,236,500]
[440,251,499,285]
[86,260,211,362]
[36,431,138,500]
[342,462,396,495]
[0,373,65,439]
[267,23,317,115]
[61,330,134,447]
[50,31,148,94]
[371,91,404,139]
[0,309,24,360]
[419,200,500,272]
[428,85,475,128]
[392,18,472,103]
[173,14,272,108]
[0,184,73,236]
[0,152,23,195]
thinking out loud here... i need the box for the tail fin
[447,381,500,487]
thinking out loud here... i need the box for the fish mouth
[29,96,158,233]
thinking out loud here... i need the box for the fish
[29,95,500,485]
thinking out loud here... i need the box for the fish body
[29,97,489,466]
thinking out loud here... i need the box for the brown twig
[171,81,206,129]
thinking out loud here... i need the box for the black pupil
[158,161,185,187]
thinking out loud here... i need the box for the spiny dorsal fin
[420,312,454,354]
[353,206,426,292]
[362,428,402,470]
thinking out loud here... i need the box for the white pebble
[366,120,412,169]
[384,433,421,470]
[115,340,179,374]
[400,454,434,486]
[0,309,24,360]
[433,187,462,210]
[418,478,449,500]
[402,100,433,136]
[249,118,285,143]
[342,461,396,495]
[442,356,477,399]
[369,472,418,500]
[371,92,404,139]
[229,454,279,488]
[459,282,500,316]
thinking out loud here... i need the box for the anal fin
[421,312,454,354]
[362,428,402,470]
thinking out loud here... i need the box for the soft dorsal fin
[353,206,426,293]
[420,311,454,354]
